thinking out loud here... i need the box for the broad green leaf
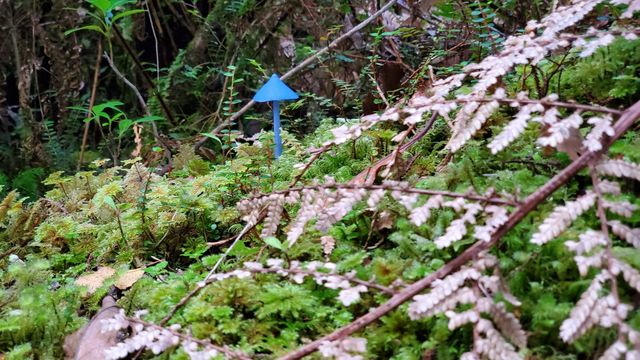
[64,25,106,36]
[144,261,168,276]
[87,0,111,13]
[118,119,133,137]
[264,236,283,250]
[103,195,117,210]
[111,9,145,24]
[200,133,223,147]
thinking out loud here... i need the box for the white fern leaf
[603,199,637,218]
[448,100,500,153]
[435,204,482,249]
[597,180,622,195]
[597,159,640,182]
[409,195,444,226]
[611,258,640,293]
[531,191,597,245]
[445,309,479,330]
[315,189,367,232]
[609,220,640,248]
[599,340,627,360]
[560,272,608,343]
[488,103,544,154]
[565,230,607,255]
[583,115,614,151]
[476,298,527,349]
[260,195,285,238]
[474,205,509,242]
[537,112,583,148]
[475,319,523,360]
[408,268,480,319]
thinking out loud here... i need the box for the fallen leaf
[115,268,145,290]
[75,267,116,294]
[64,295,127,360]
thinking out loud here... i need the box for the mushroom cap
[253,74,299,102]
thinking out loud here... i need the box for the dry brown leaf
[115,268,145,290]
[75,267,116,294]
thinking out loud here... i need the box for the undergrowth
[0,1,639,359]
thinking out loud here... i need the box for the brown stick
[77,39,103,170]
[194,0,401,150]
[277,99,640,360]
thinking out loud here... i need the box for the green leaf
[144,261,168,276]
[103,195,117,210]
[64,25,106,36]
[111,9,145,24]
[118,119,133,137]
[135,115,163,123]
[264,236,283,250]
[87,0,111,13]
[200,133,223,147]
[612,247,640,269]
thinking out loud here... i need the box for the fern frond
[261,194,285,238]
[560,272,608,343]
[609,220,640,248]
[531,191,597,245]
[597,159,640,181]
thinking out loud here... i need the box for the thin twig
[111,25,177,126]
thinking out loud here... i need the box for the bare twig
[112,25,177,126]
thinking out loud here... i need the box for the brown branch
[277,99,640,360]
[194,0,401,150]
